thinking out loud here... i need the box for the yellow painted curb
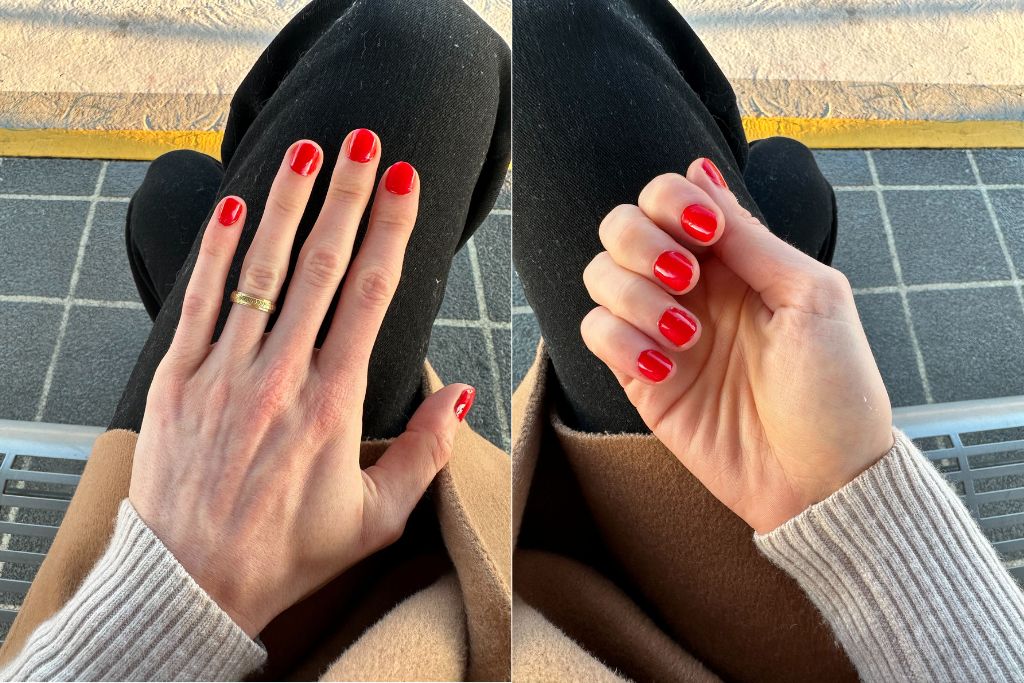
[743,117,1024,149]
[0,118,1021,161]
[0,129,223,161]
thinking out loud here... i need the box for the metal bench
[2,397,1024,643]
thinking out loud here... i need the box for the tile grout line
[433,317,511,331]
[965,150,1024,319]
[465,237,511,451]
[834,183,1024,192]
[865,150,934,404]
[33,162,110,422]
[0,193,129,203]
[852,279,1023,295]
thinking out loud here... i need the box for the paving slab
[0,199,89,297]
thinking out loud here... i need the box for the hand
[581,158,894,534]
[129,130,476,636]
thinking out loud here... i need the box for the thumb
[360,383,475,547]
[685,157,829,312]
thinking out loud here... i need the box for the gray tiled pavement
[513,149,1024,410]
[0,158,510,450]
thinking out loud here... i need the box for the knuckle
[302,247,344,288]
[579,307,604,342]
[640,172,685,205]
[326,180,370,206]
[266,190,307,217]
[199,240,227,263]
[582,253,611,299]
[356,266,398,306]
[414,427,453,473]
[371,213,412,237]
[180,292,213,320]
[794,267,852,314]
[599,204,634,243]
[615,275,644,313]
[382,517,407,547]
[243,260,282,293]
[255,358,299,413]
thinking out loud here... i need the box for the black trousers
[116,0,510,439]
[513,0,837,434]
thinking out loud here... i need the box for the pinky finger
[168,196,246,369]
[581,306,676,385]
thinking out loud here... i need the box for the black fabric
[114,0,510,439]
[512,0,836,434]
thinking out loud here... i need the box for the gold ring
[230,290,276,314]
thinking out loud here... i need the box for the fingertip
[637,348,675,384]
[346,128,380,164]
[216,195,246,227]
[384,161,417,195]
[288,139,323,176]
[453,385,476,422]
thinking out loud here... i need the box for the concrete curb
[0,0,1020,158]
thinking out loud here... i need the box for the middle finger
[264,129,382,359]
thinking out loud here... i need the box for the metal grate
[894,396,1024,585]
[0,420,100,645]
[0,398,1023,643]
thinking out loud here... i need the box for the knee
[749,137,817,171]
[342,0,508,70]
[133,150,222,208]
[129,150,222,238]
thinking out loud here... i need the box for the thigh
[512,0,757,433]
[110,0,510,438]
[126,150,224,320]
[743,137,837,265]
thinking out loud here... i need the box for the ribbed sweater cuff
[755,429,1024,682]
[2,500,266,682]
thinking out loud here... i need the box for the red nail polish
[385,161,416,195]
[658,307,698,347]
[218,196,243,226]
[681,204,718,243]
[348,129,377,163]
[637,350,673,382]
[289,141,321,176]
[702,158,728,189]
[653,251,694,291]
[454,387,476,421]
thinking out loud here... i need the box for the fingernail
[702,158,728,189]
[218,196,244,226]
[454,387,476,421]
[385,161,416,195]
[681,204,718,243]
[653,251,694,291]
[637,349,673,382]
[659,307,698,347]
[289,141,321,176]
[348,128,377,163]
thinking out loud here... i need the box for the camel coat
[511,343,856,682]
[0,365,511,682]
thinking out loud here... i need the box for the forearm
[755,429,1024,682]
[0,500,265,682]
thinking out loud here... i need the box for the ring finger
[581,306,677,385]
[584,252,703,352]
[219,139,323,352]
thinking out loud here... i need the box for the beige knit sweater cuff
[755,429,1024,682]
[1,499,266,682]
